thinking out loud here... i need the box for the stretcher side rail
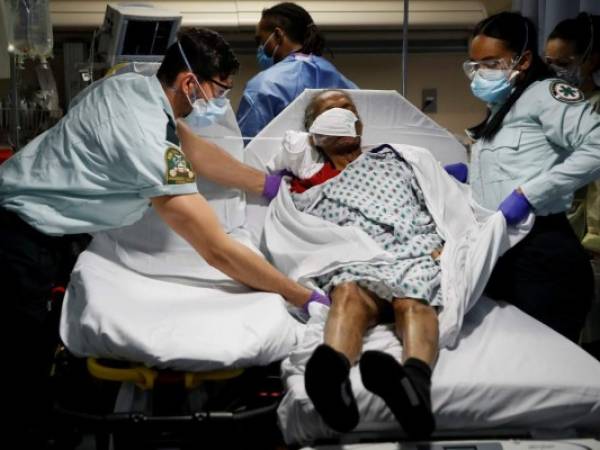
[86,357,245,390]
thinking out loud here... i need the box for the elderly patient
[282,90,441,438]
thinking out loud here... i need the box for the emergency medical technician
[545,13,600,253]
[0,29,327,443]
[237,2,357,141]
[462,12,600,341]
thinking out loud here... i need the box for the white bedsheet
[278,298,600,445]
[60,228,301,371]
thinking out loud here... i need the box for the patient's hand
[431,248,443,261]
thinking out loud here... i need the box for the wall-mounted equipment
[422,88,438,113]
[96,4,182,68]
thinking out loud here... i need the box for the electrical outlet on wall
[422,88,437,113]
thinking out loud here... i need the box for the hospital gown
[294,147,444,304]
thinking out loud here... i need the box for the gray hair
[303,89,354,130]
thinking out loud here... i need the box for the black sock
[305,344,359,433]
[360,351,435,439]
[403,357,432,409]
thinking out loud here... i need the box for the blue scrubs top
[237,53,358,141]
[0,74,198,235]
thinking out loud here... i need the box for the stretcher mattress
[60,227,301,371]
[278,297,600,445]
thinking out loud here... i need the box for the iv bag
[8,0,53,60]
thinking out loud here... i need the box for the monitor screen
[121,19,174,56]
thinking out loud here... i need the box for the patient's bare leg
[305,282,381,432]
[392,298,439,366]
[324,282,381,364]
[359,298,438,439]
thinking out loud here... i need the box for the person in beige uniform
[545,12,600,357]
[545,13,600,254]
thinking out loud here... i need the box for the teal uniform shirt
[470,79,600,215]
[0,74,198,235]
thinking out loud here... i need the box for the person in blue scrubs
[237,2,357,141]
[461,12,600,341]
[0,29,326,445]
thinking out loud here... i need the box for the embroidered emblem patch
[165,147,195,184]
[549,80,584,103]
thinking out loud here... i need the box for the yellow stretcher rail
[87,358,244,390]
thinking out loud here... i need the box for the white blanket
[265,144,533,349]
[60,226,302,371]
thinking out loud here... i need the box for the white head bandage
[308,107,358,137]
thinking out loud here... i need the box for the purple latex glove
[262,171,294,201]
[444,163,468,183]
[498,190,532,225]
[262,173,284,201]
[302,290,332,315]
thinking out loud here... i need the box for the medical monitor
[97,4,181,67]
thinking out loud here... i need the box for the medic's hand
[302,290,332,316]
[444,163,468,183]
[499,189,532,225]
[262,173,283,201]
[262,170,293,201]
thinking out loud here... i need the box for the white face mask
[309,107,359,137]
[308,107,362,153]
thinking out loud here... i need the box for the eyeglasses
[177,41,233,99]
[462,57,517,80]
[209,78,233,99]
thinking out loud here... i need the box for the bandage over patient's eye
[309,107,358,137]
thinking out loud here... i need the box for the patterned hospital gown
[294,146,444,305]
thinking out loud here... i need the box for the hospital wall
[230,52,486,139]
[0,50,486,146]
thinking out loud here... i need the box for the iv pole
[9,53,20,151]
[401,0,409,96]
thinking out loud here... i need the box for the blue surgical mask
[256,32,278,70]
[470,70,516,105]
[177,41,230,128]
[186,95,230,129]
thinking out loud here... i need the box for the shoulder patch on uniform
[165,147,195,185]
[549,80,584,103]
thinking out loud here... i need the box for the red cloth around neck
[290,161,341,193]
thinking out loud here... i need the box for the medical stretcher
[52,350,286,449]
